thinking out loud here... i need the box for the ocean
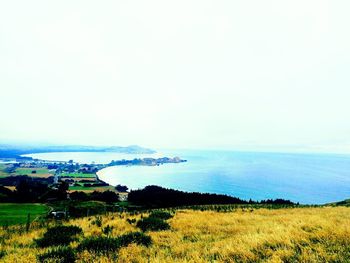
[25,149,350,204]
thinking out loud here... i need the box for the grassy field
[61,172,96,178]
[68,185,115,192]
[0,203,50,226]
[0,206,350,262]
[73,177,97,182]
[15,167,53,178]
[0,166,54,178]
[0,163,9,177]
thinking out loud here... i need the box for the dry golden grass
[1,206,350,262]
[3,186,16,191]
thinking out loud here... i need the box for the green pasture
[15,167,52,176]
[69,185,113,191]
[60,172,96,178]
[0,203,50,226]
[0,164,9,178]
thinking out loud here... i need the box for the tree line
[128,185,296,208]
[0,177,119,203]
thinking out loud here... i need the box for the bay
[26,150,350,204]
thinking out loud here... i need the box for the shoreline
[2,150,350,205]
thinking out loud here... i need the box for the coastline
[3,150,350,204]
[88,150,350,205]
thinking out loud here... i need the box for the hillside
[1,206,350,262]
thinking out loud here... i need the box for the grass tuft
[77,232,151,254]
[37,246,76,263]
[136,217,171,232]
[148,210,173,220]
[35,225,83,247]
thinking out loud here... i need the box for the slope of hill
[1,206,349,262]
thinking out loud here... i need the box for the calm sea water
[26,150,350,204]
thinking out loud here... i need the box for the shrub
[149,211,173,220]
[126,218,136,224]
[102,225,114,236]
[0,250,6,259]
[46,225,83,236]
[118,232,152,247]
[35,225,83,247]
[77,237,121,254]
[92,216,102,227]
[90,190,119,202]
[136,217,170,232]
[77,232,152,254]
[115,184,128,192]
[70,191,88,201]
[37,246,76,263]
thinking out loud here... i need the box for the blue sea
[26,150,350,204]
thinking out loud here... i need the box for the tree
[115,184,128,192]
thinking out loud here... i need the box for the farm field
[68,185,115,192]
[0,164,9,177]
[14,167,53,178]
[61,172,96,178]
[0,206,350,262]
[71,177,96,182]
[0,203,50,226]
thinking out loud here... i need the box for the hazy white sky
[1,1,350,152]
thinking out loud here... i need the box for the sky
[0,1,350,152]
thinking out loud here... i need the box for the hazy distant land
[0,144,156,159]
